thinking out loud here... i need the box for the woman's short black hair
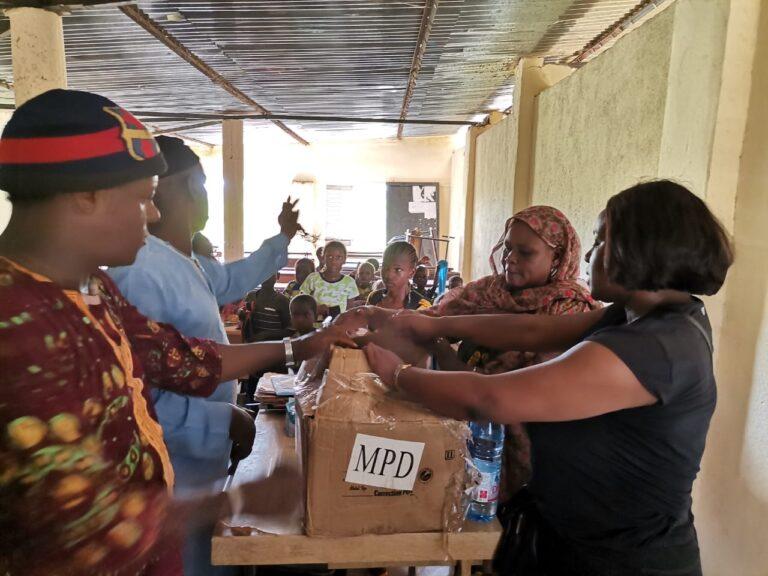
[605,180,733,295]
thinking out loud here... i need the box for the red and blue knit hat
[0,89,167,201]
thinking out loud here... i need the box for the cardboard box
[296,347,470,537]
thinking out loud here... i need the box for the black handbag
[492,488,542,576]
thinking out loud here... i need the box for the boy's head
[413,265,429,292]
[356,262,375,287]
[323,240,347,276]
[261,274,278,291]
[366,257,380,272]
[316,246,325,267]
[449,275,464,289]
[290,294,317,334]
[150,136,208,236]
[0,89,167,267]
[381,241,418,293]
[294,257,315,286]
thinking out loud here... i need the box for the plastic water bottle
[468,421,504,522]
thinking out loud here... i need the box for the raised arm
[197,197,301,305]
[364,341,655,424]
[389,307,607,353]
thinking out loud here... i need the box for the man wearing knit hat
[0,89,352,576]
[109,135,300,576]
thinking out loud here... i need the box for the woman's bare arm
[217,325,356,380]
[389,307,607,353]
[364,341,654,423]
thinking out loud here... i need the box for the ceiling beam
[131,110,478,127]
[152,120,220,136]
[119,4,309,146]
[397,0,440,139]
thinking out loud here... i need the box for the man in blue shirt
[109,136,300,575]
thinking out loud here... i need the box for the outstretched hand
[293,324,358,361]
[386,312,441,344]
[278,196,303,239]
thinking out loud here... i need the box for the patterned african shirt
[0,259,222,576]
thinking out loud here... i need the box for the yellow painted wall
[657,0,730,197]
[471,113,518,280]
[532,5,675,250]
[308,136,453,240]
[695,3,768,573]
[467,0,767,572]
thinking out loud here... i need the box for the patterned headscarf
[431,205,597,373]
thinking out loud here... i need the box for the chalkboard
[386,182,440,261]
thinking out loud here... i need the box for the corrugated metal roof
[0,0,652,142]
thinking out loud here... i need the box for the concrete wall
[471,114,518,279]
[465,0,767,572]
[695,3,768,573]
[532,5,675,250]
[309,135,453,241]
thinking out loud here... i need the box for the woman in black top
[362,181,733,576]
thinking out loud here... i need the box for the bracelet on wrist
[283,337,296,368]
[393,363,412,392]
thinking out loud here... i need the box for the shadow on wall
[696,10,768,570]
[699,250,768,574]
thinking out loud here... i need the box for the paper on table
[271,374,296,396]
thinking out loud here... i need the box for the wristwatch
[283,337,296,368]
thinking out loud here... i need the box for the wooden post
[7,7,67,106]
[222,120,244,262]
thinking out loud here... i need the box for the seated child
[353,262,376,304]
[300,240,359,319]
[448,274,464,289]
[289,294,318,336]
[284,257,315,299]
[366,257,380,276]
[367,241,432,311]
[242,274,293,343]
[412,264,434,301]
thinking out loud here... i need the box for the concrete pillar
[512,58,573,213]
[460,125,482,280]
[459,109,508,279]
[7,7,67,106]
[222,120,244,262]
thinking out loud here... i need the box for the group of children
[239,239,465,353]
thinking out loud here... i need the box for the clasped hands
[333,307,443,388]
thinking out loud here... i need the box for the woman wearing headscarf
[428,206,599,495]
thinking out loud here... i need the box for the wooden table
[212,412,502,575]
